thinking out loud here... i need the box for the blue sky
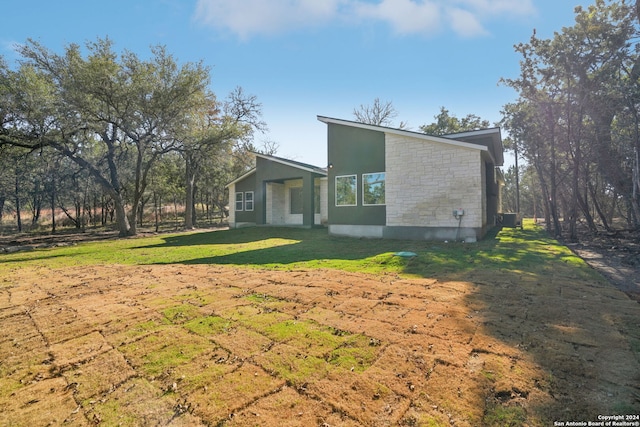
[2,0,581,168]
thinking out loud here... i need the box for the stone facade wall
[266,182,285,225]
[385,133,483,229]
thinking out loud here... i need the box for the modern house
[227,115,504,241]
[227,153,328,228]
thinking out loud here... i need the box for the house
[226,153,328,228]
[227,115,504,241]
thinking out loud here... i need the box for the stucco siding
[327,124,386,226]
[385,133,483,229]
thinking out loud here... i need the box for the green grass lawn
[0,220,597,283]
[2,220,637,426]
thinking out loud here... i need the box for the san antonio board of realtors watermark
[554,415,639,426]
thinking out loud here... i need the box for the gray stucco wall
[233,173,257,225]
[327,123,386,226]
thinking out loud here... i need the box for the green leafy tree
[148,152,185,231]
[501,0,640,237]
[420,107,491,135]
[1,38,215,236]
[180,86,266,229]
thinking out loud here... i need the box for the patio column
[302,174,315,227]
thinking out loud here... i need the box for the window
[336,175,357,206]
[290,187,303,214]
[363,173,385,205]
[244,191,254,211]
[235,192,243,211]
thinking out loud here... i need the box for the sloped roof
[317,115,503,166]
[226,152,326,188]
[226,168,256,187]
[254,152,327,175]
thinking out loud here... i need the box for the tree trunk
[31,181,42,226]
[184,154,197,230]
[50,136,132,236]
[0,196,5,225]
[93,194,98,227]
[533,161,552,232]
[588,182,611,232]
[112,191,131,237]
[192,183,198,226]
[590,112,631,206]
[576,192,598,232]
[154,191,159,233]
[75,200,82,231]
[14,169,22,233]
[138,197,145,227]
[576,167,597,233]
[548,121,562,238]
[50,174,56,234]
[568,142,580,241]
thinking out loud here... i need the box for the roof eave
[226,168,256,187]
[254,152,327,176]
[442,128,504,166]
[318,115,491,153]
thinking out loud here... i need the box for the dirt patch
[0,226,225,254]
[567,227,640,302]
[1,261,639,426]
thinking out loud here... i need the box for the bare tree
[353,98,406,128]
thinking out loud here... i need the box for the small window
[235,192,243,211]
[290,187,303,214]
[363,173,385,205]
[336,175,357,206]
[244,191,254,211]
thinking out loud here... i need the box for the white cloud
[457,0,536,17]
[193,0,536,39]
[352,0,442,36]
[447,8,489,38]
[194,0,343,39]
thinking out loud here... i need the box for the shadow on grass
[0,252,73,265]
[141,226,437,269]
[138,224,640,421]
[137,225,576,281]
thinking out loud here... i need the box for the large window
[244,191,254,211]
[336,175,357,206]
[363,173,385,205]
[235,192,243,211]
[290,187,303,214]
